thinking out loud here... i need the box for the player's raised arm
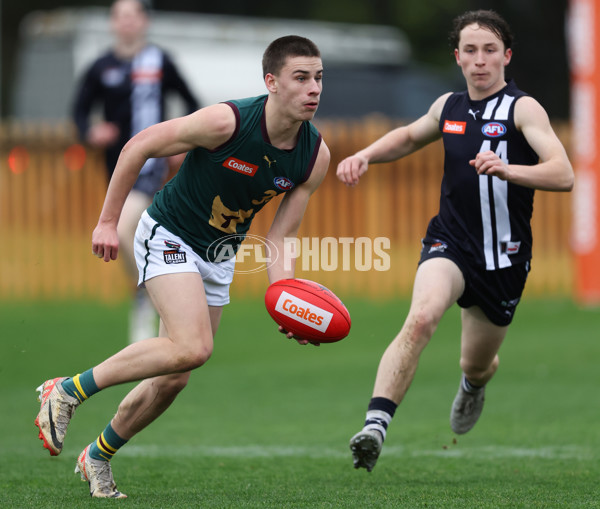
[469,96,574,191]
[336,93,449,187]
[92,104,236,262]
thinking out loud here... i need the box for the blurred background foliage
[1,0,570,118]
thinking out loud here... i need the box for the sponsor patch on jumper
[443,120,466,134]
[163,250,187,264]
[222,157,259,176]
[131,69,163,84]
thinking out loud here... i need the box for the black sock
[363,397,397,441]
[462,374,484,393]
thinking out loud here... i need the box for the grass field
[1,296,599,508]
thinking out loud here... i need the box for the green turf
[1,297,599,508]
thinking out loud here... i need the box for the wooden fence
[0,118,573,302]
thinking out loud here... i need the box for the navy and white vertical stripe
[436,80,538,271]
[479,93,515,270]
[131,46,164,176]
[72,43,200,186]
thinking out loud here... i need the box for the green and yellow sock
[61,368,100,403]
[89,423,128,462]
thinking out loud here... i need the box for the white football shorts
[134,210,235,306]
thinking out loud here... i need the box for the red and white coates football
[265,279,351,343]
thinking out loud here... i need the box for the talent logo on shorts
[482,122,507,137]
[443,120,466,134]
[222,157,259,176]
[274,176,294,191]
[428,241,448,254]
[163,240,186,264]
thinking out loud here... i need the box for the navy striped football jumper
[73,44,199,194]
[432,79,539,271]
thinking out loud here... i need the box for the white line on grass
[119,444,594,460]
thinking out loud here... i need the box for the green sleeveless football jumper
[147,95,322,262]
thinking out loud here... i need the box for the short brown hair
[449,10,513,51]
[262,35,321,78]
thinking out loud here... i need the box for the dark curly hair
[449,10,514,51]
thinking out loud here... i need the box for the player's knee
[405,308,439,344]
[159,372,190,395]
[174,342,213,371]
[188,345,212,370]
[460,355,499,382]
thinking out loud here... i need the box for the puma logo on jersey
[468,109,479,119]
[443,120,466,134]
[263,155,276,168]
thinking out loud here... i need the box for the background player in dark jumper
[72,0,199,343]
[337,9,574,472]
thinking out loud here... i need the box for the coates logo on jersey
[223,157,259,176]
[275,291,333,333]
[482,122,507,138]
[131,69,163,84]
[274,176,294,191]
[443,120,467,135]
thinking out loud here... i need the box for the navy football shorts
[419,235,530,326]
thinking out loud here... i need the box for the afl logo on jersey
[102,67,126,87]
[274,177,294,190]
[482,122,507,137]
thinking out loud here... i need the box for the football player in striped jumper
[337,9,573,472]
[36,35,329,498]
[73,0,200,344]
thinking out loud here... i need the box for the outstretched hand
[336,154,369,186]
